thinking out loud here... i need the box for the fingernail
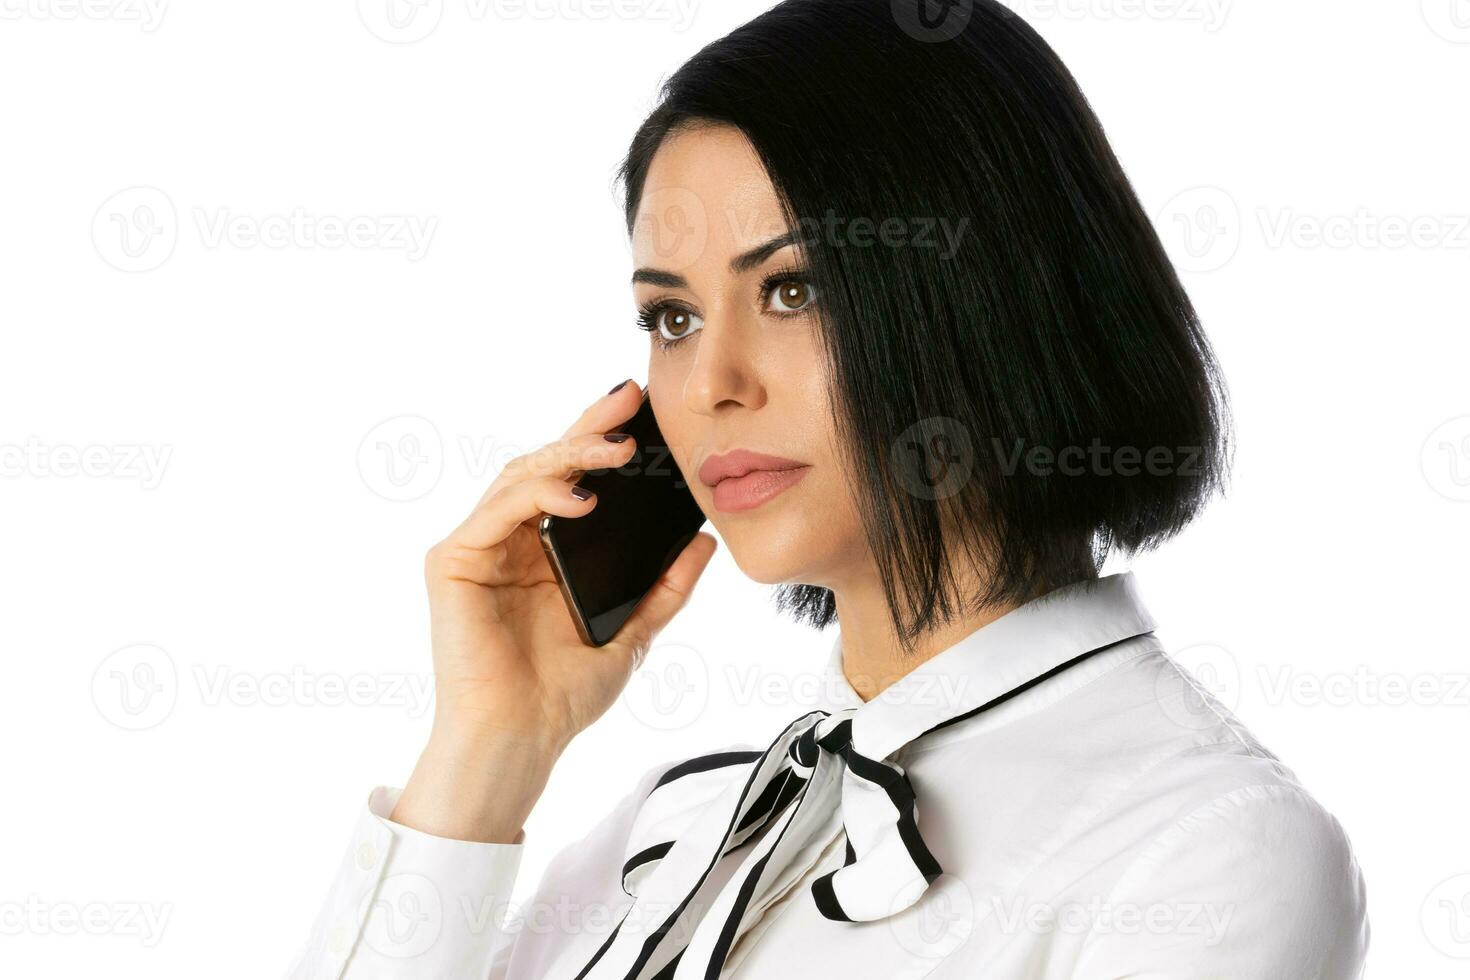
[604,433,630,443]
[571,486,594,501]
[607,379,632,395]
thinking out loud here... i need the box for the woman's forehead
[632,125,791,271]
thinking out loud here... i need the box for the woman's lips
[710,465,811,513]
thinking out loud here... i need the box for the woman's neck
[830,569,1023,703]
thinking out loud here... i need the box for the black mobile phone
[539,390,708,647]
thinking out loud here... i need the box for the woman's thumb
[616,531,719,657]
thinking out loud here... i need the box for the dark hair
[616,0,1230,650]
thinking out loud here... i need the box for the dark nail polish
[608,379,631,395]
[604,433,630,443]
[571,486,594,501]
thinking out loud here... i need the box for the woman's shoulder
[924,638,1366,912]
[1051,648,1370,975]
[1053,642,1353,830]
[1077,775,1370,977]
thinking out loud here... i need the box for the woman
[293,1,1367,976]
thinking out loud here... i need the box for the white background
[2,1,1467,976]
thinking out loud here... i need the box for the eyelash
[635,265,817,352]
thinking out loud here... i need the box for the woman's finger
[560,378,643,441]
[474,382,644,505]
[475,431,637,509]
[450,475,599,552]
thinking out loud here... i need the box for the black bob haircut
[616,0,1230,650]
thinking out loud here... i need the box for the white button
[329,922,351,955]
[355,842,379,870]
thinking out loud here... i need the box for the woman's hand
[390,380,718,843]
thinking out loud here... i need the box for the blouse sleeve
[286,753,698,980]
[1073,783,1370,980]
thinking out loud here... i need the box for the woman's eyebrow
[631,268,687,288]
[631,232,800,286]
[730,231,799,274]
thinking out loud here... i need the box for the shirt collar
[816,571,1156,760]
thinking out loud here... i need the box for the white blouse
[289,572,1369,979]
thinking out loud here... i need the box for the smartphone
[539,390,708,647]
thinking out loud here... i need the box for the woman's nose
[681,310,765,418]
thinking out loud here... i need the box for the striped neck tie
[573,573,1156,979]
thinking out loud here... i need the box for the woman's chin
[719,536,818,586]
[717,519,845,587]
[725,551,801,586]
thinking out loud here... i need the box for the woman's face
[631,122,865,588]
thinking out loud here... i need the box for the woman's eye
[765,279,816,314]
[656,308,704,343]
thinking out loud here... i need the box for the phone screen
[540,392,708,646]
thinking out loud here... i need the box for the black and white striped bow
[573,574,1156,980]
[621,705,941,924]
[573,704,936,980]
